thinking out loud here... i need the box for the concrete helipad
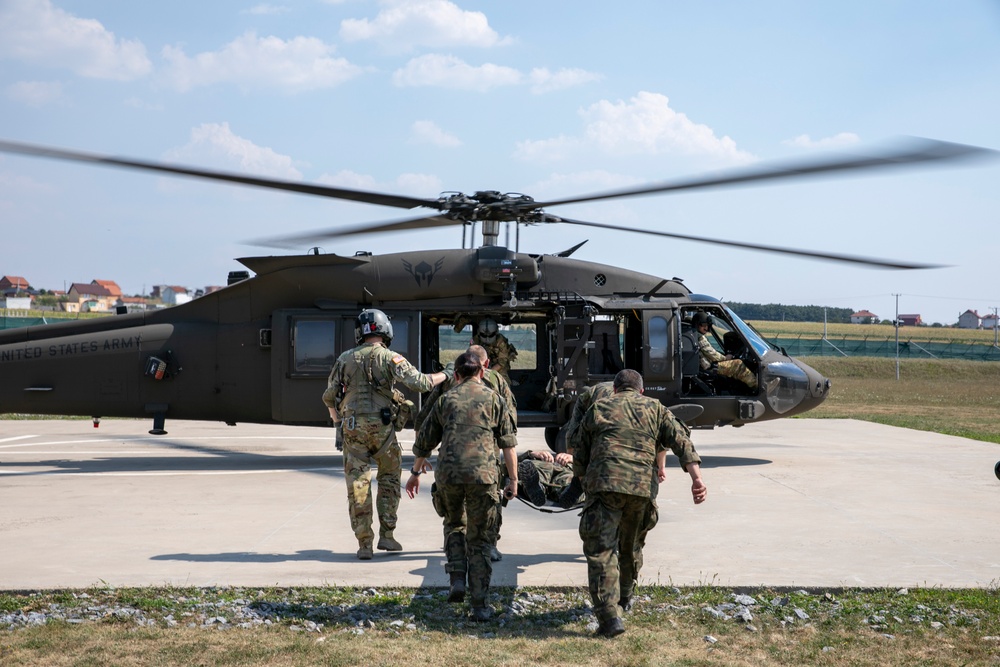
[1,418,998,590]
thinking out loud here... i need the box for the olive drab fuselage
[0,246,831,436]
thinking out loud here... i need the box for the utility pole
[893,293,900,381]
[993,307,998,348]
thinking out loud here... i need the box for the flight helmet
[477,317,500,343]
[356,308,393,344]
[691,311,713,329]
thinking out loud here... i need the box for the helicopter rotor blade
[534,138,996,209]
[247,214,464,249]
[0,139,438,210]
[547,215,946,270]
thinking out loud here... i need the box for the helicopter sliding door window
[292,319,336,374]
[643,311,676,382]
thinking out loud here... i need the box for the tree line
[726,302,855,323]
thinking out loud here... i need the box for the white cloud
[164,123,303,180]
[317,169,441,196]
[0,0,151,80]
[783,132,862,149]
[5,80,63,107]
[393,54,520,91]
[243,4,291,15]
[340,0,509,51]
[410,120,461,147]
[515,91,755,164]
[160,32,363,93]
[528,67,603,94]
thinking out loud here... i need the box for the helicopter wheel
[544,426,564,453]
[995,460,1000,481]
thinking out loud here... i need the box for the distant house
[957,309,981,329]
[897,314,923,327]
[162,286,192,306]
[92,279,122,298]
[0,275,30,296]
[851,310,878,324]
[204,285,224,295]
[66,282,114,312]
[983,313,999,329]
[0,296,31,309]
[115,296,151,312]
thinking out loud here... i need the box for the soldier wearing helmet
[454,316,518,379]
[691,311,757,392]
[323,308,450,560]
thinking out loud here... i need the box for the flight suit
[698,332,757,390]
[324,341,435,553]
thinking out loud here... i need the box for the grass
[799,357,1000,444]
[749,319,1000,343]
[3,586,1000,666]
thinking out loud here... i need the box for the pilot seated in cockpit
[692,311,757,392]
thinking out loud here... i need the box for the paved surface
[1,418,998,590]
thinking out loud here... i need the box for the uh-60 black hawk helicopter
[0,137,991,445]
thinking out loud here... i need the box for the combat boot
[470,605,493,622]
[447,572,466,603]
[377,532,402,552]
[357,541,373,560]
[596,616,625,638]
[517,460,546,506]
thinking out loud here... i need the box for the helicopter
[0,137,992,446]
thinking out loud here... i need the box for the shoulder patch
[391,354,406,365]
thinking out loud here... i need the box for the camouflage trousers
[532,460,576,502]
[341,417,401,548]
[716,359,757,390]
[579,491,659,623]
[433,459,506,548]
[437,482,500,606]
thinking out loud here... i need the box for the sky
[1,0,998,325]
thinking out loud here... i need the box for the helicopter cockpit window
[293,320,336,373]
[723,307,773,357]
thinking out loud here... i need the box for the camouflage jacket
[698,332,726,369]
[562,381,614,452]
[414,367,516,433]
[322,341,434,416]
[475,334,518,377]
[574,388,700,498]
[413,377,518,485]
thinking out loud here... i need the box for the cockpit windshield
[724,306,779,356]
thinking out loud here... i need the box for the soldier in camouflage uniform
[406,351,519,622]
[515,449,578,506]
[562,381,615,454]
[692,311,757,391]
[453,316,518,379]
[415,344,516,562]
[575,369,707,638]
[323,309,449,560]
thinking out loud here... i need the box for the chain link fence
[769,335,1000,361]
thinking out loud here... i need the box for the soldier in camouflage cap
[323,308,449,561]
[406,351,519,623]
[575,369,707,638]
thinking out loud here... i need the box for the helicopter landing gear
[995,460,1000,481]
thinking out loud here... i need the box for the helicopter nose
[759,356,831,416]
